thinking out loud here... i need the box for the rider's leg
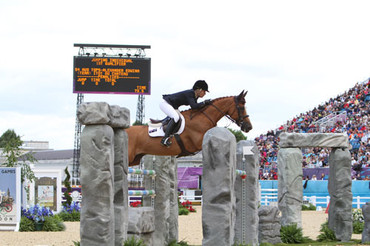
[160,118,176,147]
[159,100,180,147]
[159,100,180,122]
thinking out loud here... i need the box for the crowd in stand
[256,78,370,180]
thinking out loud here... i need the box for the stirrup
[161,137,172,147]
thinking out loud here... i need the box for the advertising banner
[0,167,21,231]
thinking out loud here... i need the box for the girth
[174,134,197,158]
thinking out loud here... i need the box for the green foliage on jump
[301,203,316,210]
[167,240,189,246]
[352,208,364,234]
[317,221,337,242]
[353,220,364,234]
[123,236,146,246]
[178,207,190,215]
[280,223,312,244]
[42,215,65,231]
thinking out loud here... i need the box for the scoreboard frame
[73,56,151,95]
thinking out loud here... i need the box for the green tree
[0,129,21,148]
[228,128,247,142]
[0,129,36,183]
[132,120,148,126]
[63,167,73,207]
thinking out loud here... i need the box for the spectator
[256,78,370,180]
[319,173,326,180]
[355,173,363,180]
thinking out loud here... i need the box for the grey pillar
[127,207,155,245]
[328,147,352,241]
[113,129,128,245]
[78,102,130,246]
[234,140,259,245]
[143,155,178,246]
[80,125,115,246]
[202,127,236,246]
[168,156,179,241]
[258,206,282,244]
[362,202,370,243]
[277,148,303,227]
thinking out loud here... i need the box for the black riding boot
[161,119,176,147]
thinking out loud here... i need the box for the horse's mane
[180,96,234,114]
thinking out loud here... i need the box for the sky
[0,0,369,150]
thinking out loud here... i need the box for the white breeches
[159,100,180,123]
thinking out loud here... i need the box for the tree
[63,167,72,207]
[132,120,148,126]
[228,128,247,142]
[0,129,21,148]
[0,129,36,183]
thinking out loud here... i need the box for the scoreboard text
[73,56,151,94]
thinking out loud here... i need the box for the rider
[160,80,211,147]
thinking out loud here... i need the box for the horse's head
[229,90,253,133]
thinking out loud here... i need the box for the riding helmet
[193,80,209,92]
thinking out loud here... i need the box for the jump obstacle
[127,167,155,202]
[77,102,259,246]
[78,102,178,246]
[77,102,369,246]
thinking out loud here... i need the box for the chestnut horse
[126,90,252,166]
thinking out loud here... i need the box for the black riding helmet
[193,80,209,92]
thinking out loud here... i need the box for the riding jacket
[163,89,205,109]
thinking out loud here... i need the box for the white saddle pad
[148,113,185,137]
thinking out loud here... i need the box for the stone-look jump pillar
[279,132,351,239]
[113,129,129,245]
[235,140,259,245]
[277,148,303,227]
[143,155,179,246]
[127,207,155,245]
[328,148,352,242]
[78,102,130,246]
[202,127,236,246]
[362,202,370,243]
[258,206,282,244]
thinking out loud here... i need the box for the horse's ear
[243,90,248,97]
[237,90,245,100]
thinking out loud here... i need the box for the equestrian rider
[160,80,211,147]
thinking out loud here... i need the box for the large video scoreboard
[73,56,151,94]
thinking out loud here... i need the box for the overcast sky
[0,0,369,150]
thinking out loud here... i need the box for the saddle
[149,116,181,134]
[148,112,185,137]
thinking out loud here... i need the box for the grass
[272,240,365,245]
[186,242,366,246]
[186,241,366,246]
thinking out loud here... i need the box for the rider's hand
[204,99,212,105]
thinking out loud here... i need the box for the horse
[126,90,252,166]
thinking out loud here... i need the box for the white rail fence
[71,188,370,209]
[176,189,370,209]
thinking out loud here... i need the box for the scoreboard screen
[73,56,151,94]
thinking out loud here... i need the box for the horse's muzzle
[241,122,252,133]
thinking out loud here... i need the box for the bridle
[204,96,249,127]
